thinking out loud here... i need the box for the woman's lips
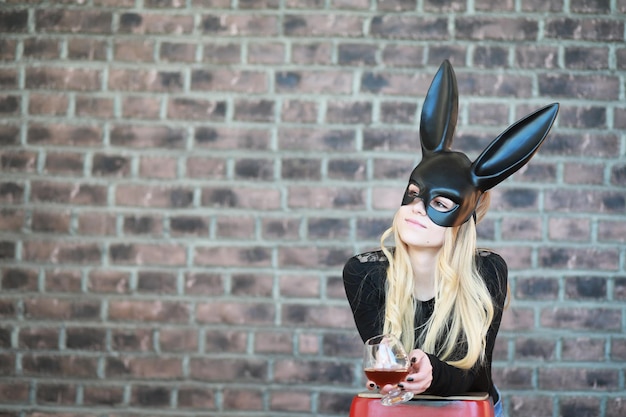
[405,218,426,228]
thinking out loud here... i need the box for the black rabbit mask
[402,60,559,227]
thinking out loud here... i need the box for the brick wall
[0,0,625,416]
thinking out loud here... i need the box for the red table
[349,392,494,417]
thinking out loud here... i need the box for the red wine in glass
[363,334,414,406]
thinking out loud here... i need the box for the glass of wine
[363,334,414,406]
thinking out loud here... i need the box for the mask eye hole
[430,196,457,213]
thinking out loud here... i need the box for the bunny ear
[419,60,459,154]
[472,103,559,191]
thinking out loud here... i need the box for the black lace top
[342,249,508,402]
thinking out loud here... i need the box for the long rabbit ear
[420,59,459,154]
[472,103,559,191]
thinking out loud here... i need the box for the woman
[343,60,558,416]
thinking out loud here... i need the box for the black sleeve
[424,252,509,396]
[342,254,386,343]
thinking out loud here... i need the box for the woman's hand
[380,349,433,395]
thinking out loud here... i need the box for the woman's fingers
[365,380,379,391]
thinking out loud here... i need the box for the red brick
[541,132,619,157]
[67,38,108,61]
[177,386,216,409]
[248,41,285,64]
[205,329,248,353]
[539,367,618,391]
[371,15,448,39]
[186,156,226,179]
[0,39,17,61]
[169,216,208,236]
[281,99,318,123]
[168,97,226,120]
[190,358,267,382]
[203,42,241,64]
[45,269,82,293]
[276,70,353,94]
[539,247,619,270]
[28,93,69,116]
[23,240,101,264]
[109,243,186,266]
[82,385,124,406]
[0,10,28,32]
[0,209,25,232]
[0,182,23,204]
[233,158,274,180]
[115,184,193,208]
[196,301,275,325]
[254,331,293,354]
[0,69,17,89]
[540,307,621,331]
[509,395,553,417]
[108,300,189,323]
[563,162,604,184]
[261,217,301,240]
[159,328,198,352]
[36,382,75,404]
[279,274,320,298]
[500,307,534,330]
[291,42,333,64]
[607,397,626,417]
[139,156,177,179]
[114,39,155,62]
[0,95,19,115]
[23,297,100,321]
[287,186,365,209]
[109,68,182,92]
[35,10,112,33]
[202,186,281,210]
[19,327,59,350]
[0,381,29,404]
[110,125,186,149]
[194,126,271,150]
[120,213,160,235]
[0,124,20,146]
[540,73,620,100]
[87,270,130,293]
[231,273,273,297]
[22,354,98,378]
[501,217,542,241]
[160,41,197,62]
[28,124,102,147]
[202,14,278,36]
[111,328,153,352]
[75,96,114,118]
[223,388,263,410]
[107,355,182,379]
[514,45,559,68]
[119,12,194,34]
[514,337,556,360]
[269,390,311,412]
[273,359,353,384]
[92,153,131,177]
[239,0,280,8]
[562,337,606,361]
[492,366,533,389]
[77,212,117,236]
[515,277,559,300]
[121,96,162,119]
[286,14,364,37]
[191,69,268,93]
[44,152,84,175]
[130,385,170,407]
[548,217,591,241]
[565,276,607,300]
[184,272,224,295]
[282,304,354,329]
[598,220,626,243]
[233,99,275,122]
[1,267,38,291]
[26,67,101,91]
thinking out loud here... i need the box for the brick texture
[0,1,624,417]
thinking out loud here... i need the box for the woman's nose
[411,198,426,214]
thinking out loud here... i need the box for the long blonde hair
[381,192,493,369]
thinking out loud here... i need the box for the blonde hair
[381,192,494,369]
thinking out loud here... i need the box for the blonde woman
[342,60,559,417]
